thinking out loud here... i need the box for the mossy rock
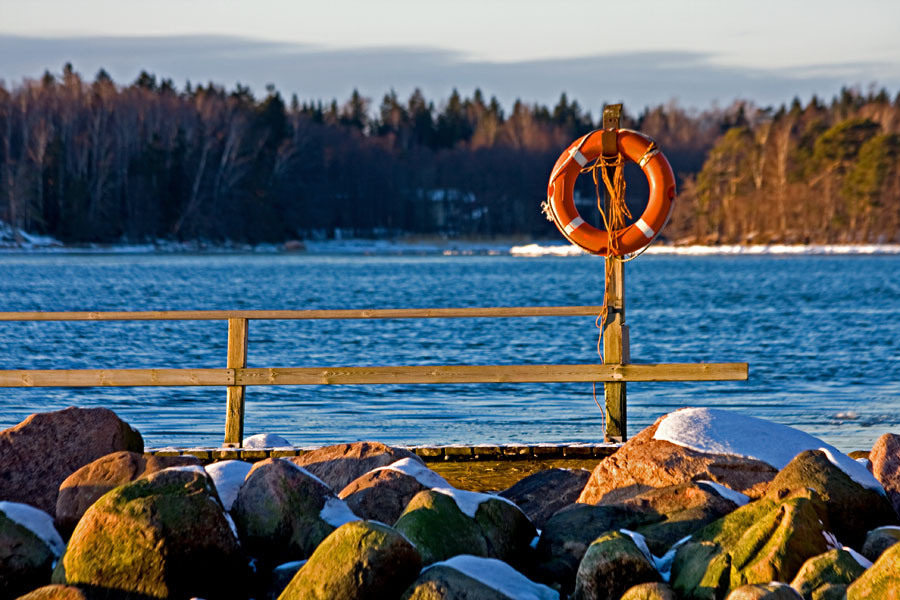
[0,509,57,599]
[278,520,421,600]
[394,490,488,565]
[671,492,831,600]
[573,531,660,600]
[861,525,900,562]
[470,492,536,566]
[765,450,897,548]
[790,549,867,599]
[401,564,513,600]
[845,539,900,599]
[231,458,353,566]
[60,467,248,599]
[535,503,661,592]
[725,583,803,599]
[620,582,679,600]
[13,584,92,600]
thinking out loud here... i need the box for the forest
[1,64,899,245]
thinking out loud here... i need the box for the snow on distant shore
[510,242,900,257]
[3,220,899,256]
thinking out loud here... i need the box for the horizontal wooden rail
[0,363,748,387]
[0,306,605,322]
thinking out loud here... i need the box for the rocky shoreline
[1,406,898,599]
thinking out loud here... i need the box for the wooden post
[603,261,627,442]
[602,103,627,443]
[224,318,248,447]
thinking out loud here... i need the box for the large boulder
[498,468,591,529]
[621,481,745,556]
[671,491,832,600]
[0,408,143,515]
[13,585,92,600]
[55,451,201,537]
[869,432,900,517]
[790,549,869,599]
[534,504,662,592]
[573,530,660,600]
[231,458,358,566]
[765,449,896,548]
[725,583,803,599]
[402,555,558,600]
[861,525,900,562]
[845,539,900,599]
[0,502,65,599]
[339,458,447,524]
[278,520,421,600]
[620,582,679,600]
[578,412,777,505]
[394,488,535,567]
[289,441,422,492]
[59,465,248,599]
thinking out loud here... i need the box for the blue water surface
[0,253,898,451]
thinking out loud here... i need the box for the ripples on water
[1,253,898,452]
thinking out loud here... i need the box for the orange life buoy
[546,129,676,256]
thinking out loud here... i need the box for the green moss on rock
[394,490,488,565]
[790,549,867,599]
[0,510,56,599]
[278,520,421,600]
[846,540,900,599]
[573,531,660,600]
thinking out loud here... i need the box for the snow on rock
[433,487,521,519]
[696,480,751,506]
[428,555,559,600]
[653,408,884,492]
[284,459,331,489]
[242,433,291,448]
[376,457,451,488]
[653,535,692,582]
[205,460,253,511]
[318,496,360,528]
[0,501,65,557]
[274,560,307,572]
[619,529,654,565]
[844,546,873,569]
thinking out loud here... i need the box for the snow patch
[843,546,873,569]
[375,458,450,488]
[696,480,751,506]
[654,536,692,582]
[224,512,239,541]
[0,502,65,557]
[823,531,842,550]
[319,496,359,528]
[273,560,306,572]
[161,465,209,476]
[510,243,584,257]
[427,555,559,600]
[619,529,654,565]
[205,460,253,511]
[653,408,884,492]
[432,487,521,519]
[242,433,291,448]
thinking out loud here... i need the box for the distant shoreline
[2,238,900,257]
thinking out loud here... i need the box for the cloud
[1,34,896,112]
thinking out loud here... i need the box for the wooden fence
[0,307,748,446]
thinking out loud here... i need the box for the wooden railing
[0,307,748,446]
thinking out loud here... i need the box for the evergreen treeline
[1,65,898,244]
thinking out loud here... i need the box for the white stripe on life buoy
[569,148,588,167]
[564,216,585,234]
[634,217,655,238]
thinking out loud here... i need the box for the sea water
[1,252,898,451]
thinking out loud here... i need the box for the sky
[1,0,898,114]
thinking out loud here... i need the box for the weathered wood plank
[0,369,234,387]
[224,318,249,447]
[0,363,748,388]
[0,306,606,322]
[235,363,748,385]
